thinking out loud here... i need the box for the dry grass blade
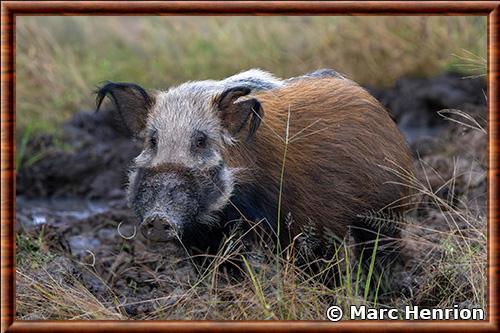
[452,49,487,78]
[437,109,486,134]
[17,263,125,320]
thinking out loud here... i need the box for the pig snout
[129,162,228,243]
[140,213,179,242]
[130,165,203,242]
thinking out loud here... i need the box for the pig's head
[96,81,262,242]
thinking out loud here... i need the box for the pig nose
[140,214,178,242]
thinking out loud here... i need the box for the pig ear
[95,81,155,138]
[216,86,262,141]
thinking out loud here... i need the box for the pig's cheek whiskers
[198,213,221,228]
[133,151,152,167]
[204,167,235,213]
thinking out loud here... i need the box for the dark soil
[15,72,487,319]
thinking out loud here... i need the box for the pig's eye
[194,131,208,149]
[149,131,158,150]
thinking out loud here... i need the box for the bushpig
[96,69,414,269]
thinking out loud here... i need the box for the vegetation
[16,16,485,133]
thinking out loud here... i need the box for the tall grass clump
[16,235,126,320]
[378,148,486,311]
[16,16,485,133]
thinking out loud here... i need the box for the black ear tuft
[217,86,263,141]
[246,99,262,141]
[95,81,154,138]
[217,86,252,111]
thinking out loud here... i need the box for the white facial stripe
[126,168,139,205]
[207,166,235,213]
[134,150,152,167]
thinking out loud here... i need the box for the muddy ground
[16,72,487,319]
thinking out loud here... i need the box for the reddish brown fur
[224,77,414,243]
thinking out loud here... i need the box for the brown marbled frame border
[1,1,499,332]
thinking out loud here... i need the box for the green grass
[16,228,54,268]
[15,123,45,172]
[16,16,486,135]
